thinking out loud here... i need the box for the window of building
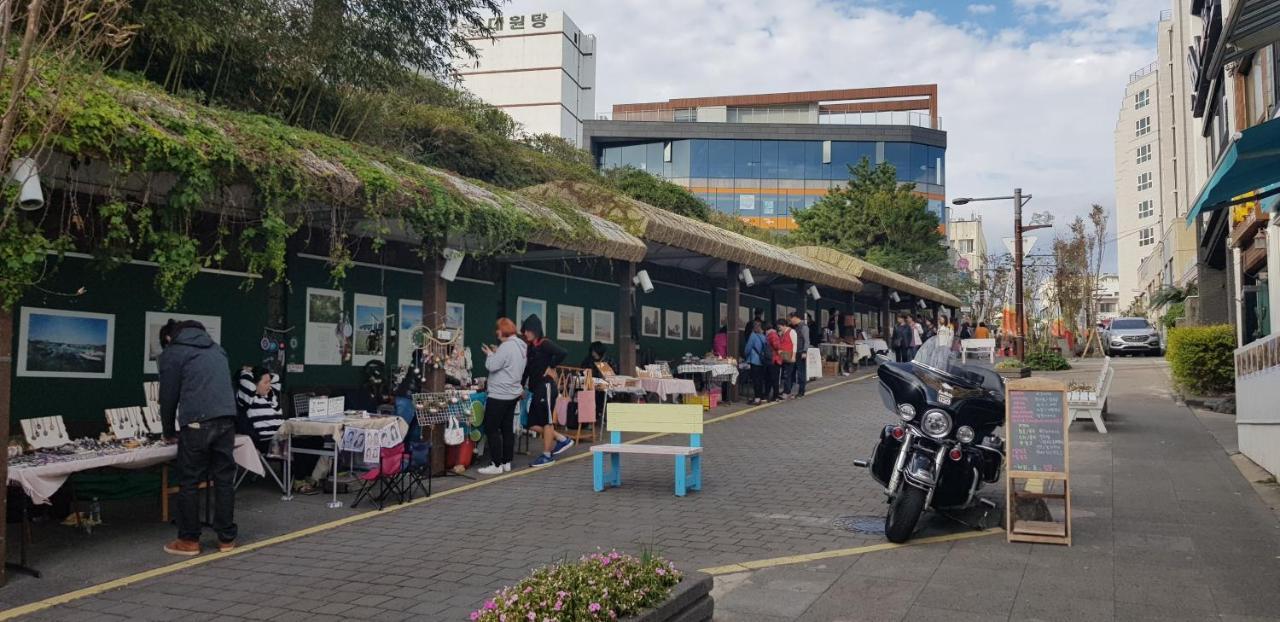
[1135,116,1151,137]
[674,108,696,122]
[1135,89,1150,109]
[1137,172,1152,191]
[1138,199,1154,219]
[955,239,974,253]
[1099,302,1117,313]
[1136,144,1151,164]
[1138,227,1155,247]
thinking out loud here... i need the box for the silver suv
[1104,317,1162,356]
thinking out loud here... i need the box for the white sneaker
[502,463,511,473]
[477,464,504,476]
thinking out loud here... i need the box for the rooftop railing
[597,107,941,130]
[1129,61,1159,84]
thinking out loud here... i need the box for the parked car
[1103,317,1162,356]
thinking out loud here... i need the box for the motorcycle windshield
[911,336,1000,391]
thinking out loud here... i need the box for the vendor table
[675,362,739,386]
[8,436,261,506]
[638,377,698,402]
[275,415,408,509]
[861,338,890,354]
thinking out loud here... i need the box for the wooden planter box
[626,572,714,622]
[997,367,1031,380]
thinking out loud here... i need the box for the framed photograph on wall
[351,293,386,366]
[557,304,585,341]
[398,300,422,368]
[665,310,684,340]
[143,312,221,375]
[517,297,546,327]
[445,301,465,334]
[305,288,344,366]
[17,307,115,379]
[591,309,615,344]
[718,302,727,329]
[640,306,661,338]
[687,311,704,341]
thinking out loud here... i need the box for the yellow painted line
[699,527,1004,575]
[0,373,877,620]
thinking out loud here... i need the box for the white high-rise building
[458,11,596,145]
[1114,62,1162,314]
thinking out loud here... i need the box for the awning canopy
[522,181,864,293]
[1221,0,1280,66]
[789,246,963,308]
[1187,115,1280,223]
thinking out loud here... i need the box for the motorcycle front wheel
[885,484,928,543]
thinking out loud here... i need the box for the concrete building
[947,214,987,275]
[458,11,596,144]
[1114,62,1163,314]
[582,86,946,231]
[1096,274,1121,320]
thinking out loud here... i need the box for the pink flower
[527,613,536,621]
[600,558,611,566]
[484,600,497,611]
[589,603,602,613]
[656,568,666,576]
[524,587,533,594]
[470,612,481,621]
[554,601,563,611]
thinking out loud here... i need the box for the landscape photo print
[18,308,115,378]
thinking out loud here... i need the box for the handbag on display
[574,389,597,424]
[443,416,465,446]
[553,390,570,426]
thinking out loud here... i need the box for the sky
[28,313,109,346]
[499,0,1173,271]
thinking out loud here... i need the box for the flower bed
[472,551,683,622]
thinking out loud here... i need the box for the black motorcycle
[855,337,1006,543]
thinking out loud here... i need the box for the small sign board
[1005,377,1072,546]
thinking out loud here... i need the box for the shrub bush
[994,358,1024,370]
[1023,348,1070,371]
[471,551,682,622]
[1166,324,1235,395]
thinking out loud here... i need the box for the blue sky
[504,0,1172,271]
[28,313,109,346]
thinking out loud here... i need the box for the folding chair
[399,440,433,500]
[351,443,406,510]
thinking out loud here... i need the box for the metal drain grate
[833,515,884,535]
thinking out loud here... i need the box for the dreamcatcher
[414,325,462,370]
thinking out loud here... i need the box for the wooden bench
[591,404,703,497]
[960,338,996,364]
[1069,357,1113,433]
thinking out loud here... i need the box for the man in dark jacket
[521,315,572,467]
[789,312,810,397]
[157,320,238,556]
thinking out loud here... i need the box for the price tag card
[308,396,330,419]
[327,396,345,415]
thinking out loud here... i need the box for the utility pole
[1013,188,1026,360]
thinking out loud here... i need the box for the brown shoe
[164,539,200,556]
[217,540,236,553]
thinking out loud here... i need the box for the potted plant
[995,358,1031,379]
[471,550,713,622]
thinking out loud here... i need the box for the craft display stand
[1004,377,1072,546]
[555,366,598,443]
[414,391,475,478]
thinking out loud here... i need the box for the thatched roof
[523,182,864,293]
[34,72,647,263]
[790,246,963,308]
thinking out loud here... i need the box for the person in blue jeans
[743,321,768,405]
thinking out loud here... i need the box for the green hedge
[1166,324,1235,395]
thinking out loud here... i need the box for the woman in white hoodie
[478,318,527,475]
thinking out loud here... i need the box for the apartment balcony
[1230,201,1269,248]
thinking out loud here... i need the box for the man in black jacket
[521,315,573,467]
[158,320,238,556]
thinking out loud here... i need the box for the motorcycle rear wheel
[885,484,928,543]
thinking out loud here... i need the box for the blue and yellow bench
[590,404,703,497]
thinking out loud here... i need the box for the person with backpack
[520,315,572,467]
[743,321,768,405]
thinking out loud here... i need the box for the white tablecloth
[861,339,890,353]
[274,415,408,441]
[676,363,739,385]
[8,435,262,505]
[638,378,699,401]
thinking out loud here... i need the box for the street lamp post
[952,189,1051,359]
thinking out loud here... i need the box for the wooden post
[726,261,741,401]
[422,245,447,392]
[798,282,809,321]
[880,290,892,340]
[0,307,11,585]
[617,261,637,375]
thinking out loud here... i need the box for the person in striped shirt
[235,366,283,450]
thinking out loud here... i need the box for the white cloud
[967,4,998,14]
[502,0,1165,268]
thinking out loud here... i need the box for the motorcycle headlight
[897,403,916,421]
[921,409,952,438]
[956,426,975,444]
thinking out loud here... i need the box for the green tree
[604,167,711,221]
[792,158,946,279]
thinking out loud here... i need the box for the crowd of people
[890,313,993,362]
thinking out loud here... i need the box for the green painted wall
[636,280,715,362]
[9,257,268,431]
[502,265,619,367]
[284,256,498,389]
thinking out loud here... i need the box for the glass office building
[598,139,945,228]
[585,86,948,231]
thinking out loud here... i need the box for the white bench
[960,338,996,364]
[1069,357,1113,433]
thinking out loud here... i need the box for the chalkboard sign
[1004,377,1072,546]
[1008,389,1066,473]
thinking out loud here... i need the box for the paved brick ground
[8,373,926,621]
[713,359,1280,621]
